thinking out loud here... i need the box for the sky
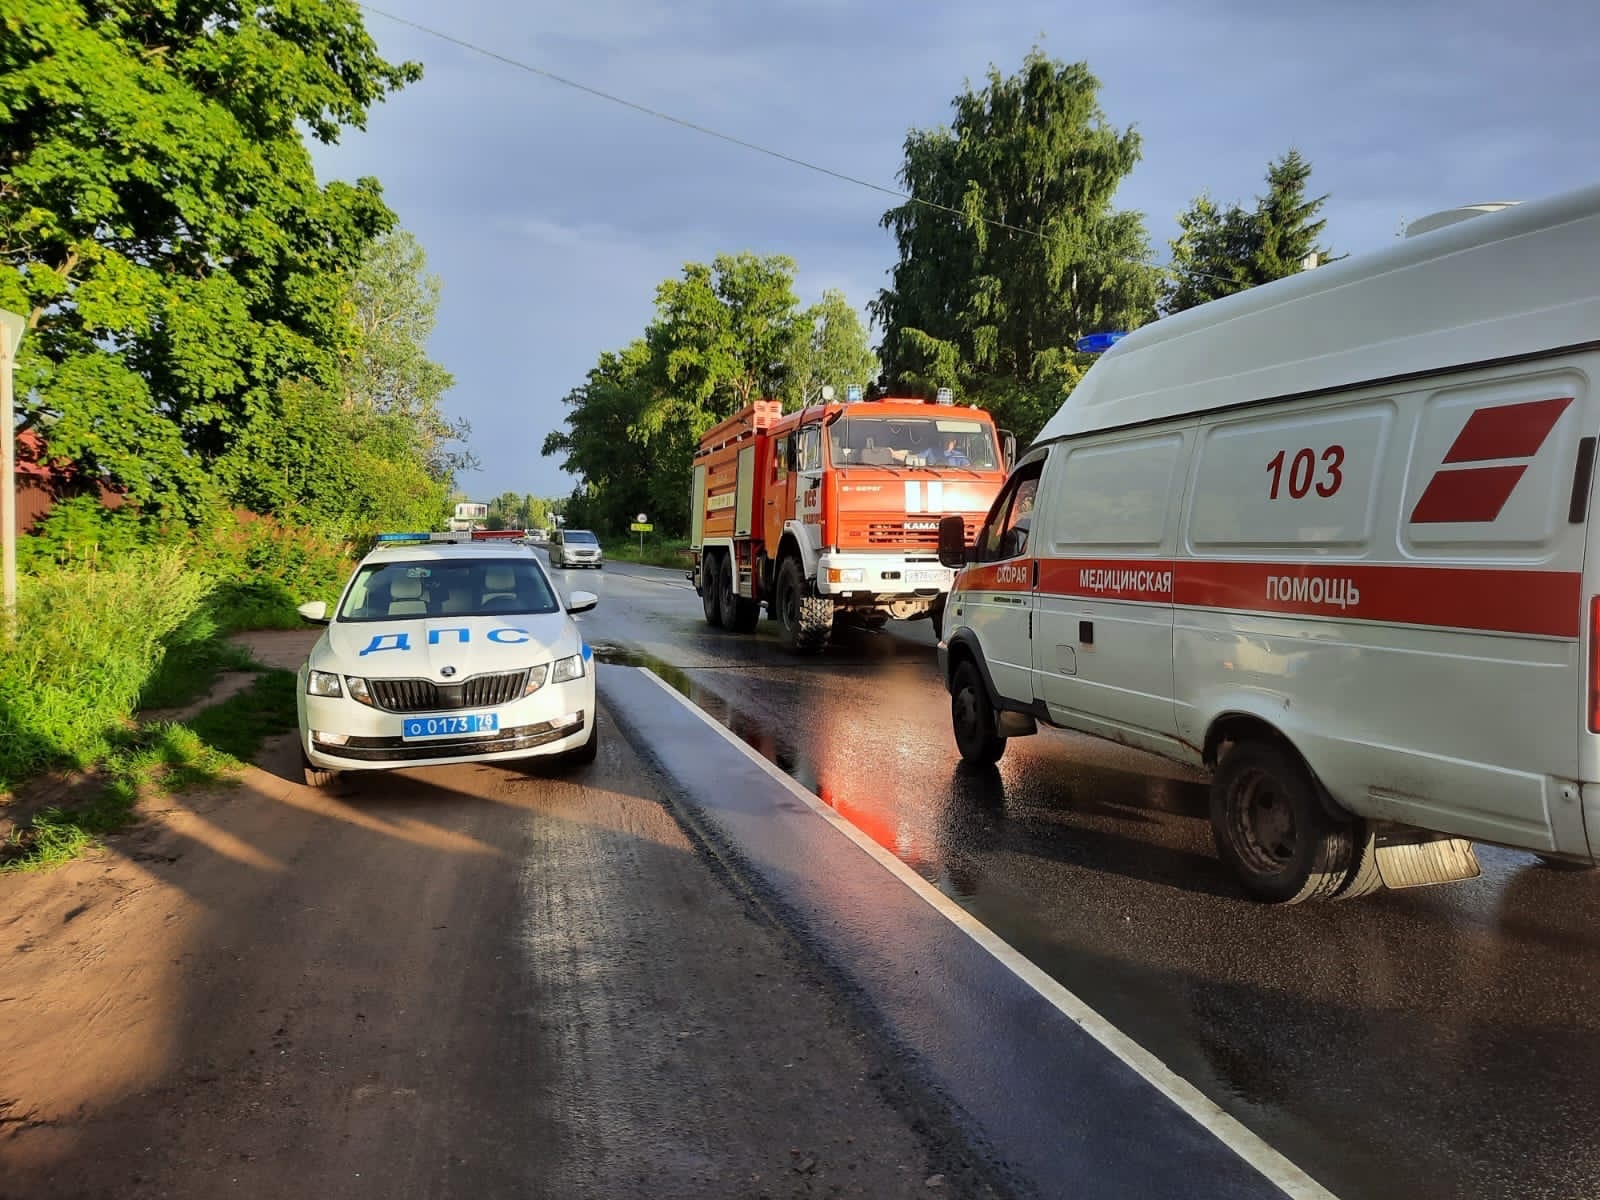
[311,0,1600,504]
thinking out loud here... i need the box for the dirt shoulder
[0,641,1005,1199]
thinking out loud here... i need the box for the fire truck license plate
[908,569,947,583]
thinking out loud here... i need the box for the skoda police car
[295,532,598,787]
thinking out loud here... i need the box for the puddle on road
[590,642,821,792]
[589,640,998,903]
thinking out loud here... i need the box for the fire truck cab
[691,387,1010,654]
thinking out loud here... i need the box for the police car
[294,532,598,787]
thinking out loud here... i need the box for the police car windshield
[828,415,998,469]
[338,558,561,622]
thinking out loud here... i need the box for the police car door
[955,457,1045,706]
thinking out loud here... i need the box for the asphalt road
[0,642,1009,1200]
[553,553,1600,1200]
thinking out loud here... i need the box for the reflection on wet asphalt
[560,557,1600,1200]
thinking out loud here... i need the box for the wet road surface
[0,657,1009,1200]
[557,555,1600,1200]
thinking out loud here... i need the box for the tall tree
[1163,149,1332,314]
[0,0,420,522]
[547,253,812,536]
[342,230,471,482]
[777,289,878,410]
[872,49,1161,441]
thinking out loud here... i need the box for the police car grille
[368,670,529,713]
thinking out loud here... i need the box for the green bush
[0,549,211,790]
[20,498,356,632]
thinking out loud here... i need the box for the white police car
[294,533,599,787]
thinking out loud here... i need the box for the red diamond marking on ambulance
[1410,396,1573,524]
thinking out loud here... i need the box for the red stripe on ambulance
[1019,557,1582,639]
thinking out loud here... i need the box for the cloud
[318,0,1600,501]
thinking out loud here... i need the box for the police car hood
[319,612,582,681]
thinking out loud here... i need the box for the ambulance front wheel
[1209,740,1356,905]
[951,660,1006,766]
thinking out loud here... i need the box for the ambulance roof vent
[1404,202,1521,239]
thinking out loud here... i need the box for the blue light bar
[1075,331,1128,354]
[846,384,863,402]
[375,532,432,542]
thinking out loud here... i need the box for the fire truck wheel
[701,554,724,628]
[951,660,1005,766]
[1209,740,1356,904]
[776,557,831,654]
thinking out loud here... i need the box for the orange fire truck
[690,386,1012,653]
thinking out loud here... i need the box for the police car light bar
[374,532,433,542]
[1075,330,1128,354]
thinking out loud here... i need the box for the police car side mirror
[566,590,598,615]
[297,600,330,625]
[937,515,970,569]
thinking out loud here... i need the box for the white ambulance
[936,182,1600,904]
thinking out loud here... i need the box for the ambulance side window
[978,461,1044,562]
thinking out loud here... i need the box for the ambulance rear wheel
[776,557,831,654]
[1209,740,1355,905]
[951,660,1005,766]
[701,554,724,628]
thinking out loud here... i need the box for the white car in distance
[295,533,598,787]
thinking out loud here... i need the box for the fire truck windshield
[828,415,998,469]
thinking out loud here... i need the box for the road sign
[630,522,653,532]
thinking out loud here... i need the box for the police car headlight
[306,670,343,698]
[345,676,375,707]
[551,654,585,684]
[523,664,550,696]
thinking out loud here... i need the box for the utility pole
[0,309,25,643]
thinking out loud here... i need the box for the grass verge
[606,540,693,570]
[0,669,299,873]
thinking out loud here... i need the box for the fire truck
[690,385,1012,654]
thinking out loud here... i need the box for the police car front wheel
[301,748,339,790]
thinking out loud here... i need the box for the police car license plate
[908,569,946,583]
[401,713,499,740]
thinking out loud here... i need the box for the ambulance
[935,182,1600,903]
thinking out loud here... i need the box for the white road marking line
[634,666,1340,1200]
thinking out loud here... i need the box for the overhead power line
[355,3,1232,286]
